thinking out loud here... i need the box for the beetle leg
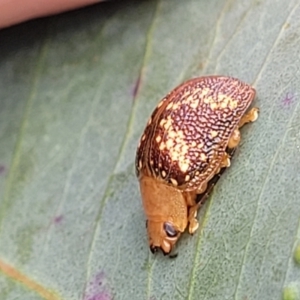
[215,152,231,174]
[228,128,240,149]
[188,202,202,234]
[187,175,218,234]
[228,107,259,149]
[196,181,208,194]
[185,185,208,235]
[238,107,259,128]
[184,191,197,207]
[220,152,231,168]
[184,191,201,235]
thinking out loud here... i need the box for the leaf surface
[1,1,300,299]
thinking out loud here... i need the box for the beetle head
[139,175,188,255]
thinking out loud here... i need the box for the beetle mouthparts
[150,245,171,256]
[150,245,159,254]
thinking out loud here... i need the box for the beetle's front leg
[188,202,202,234]
[184,191,201,234]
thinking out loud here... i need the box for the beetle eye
[163,222,178,237]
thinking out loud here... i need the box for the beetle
[135,76,259,255]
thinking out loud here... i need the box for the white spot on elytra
[156,135,162,143]
[170,178,178,186]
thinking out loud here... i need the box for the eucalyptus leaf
[1,1,300,299]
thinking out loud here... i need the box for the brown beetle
[135,76,259,255]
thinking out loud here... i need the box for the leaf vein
[252,2,299,87]
[0,35,49,235]
[81,2,161,298]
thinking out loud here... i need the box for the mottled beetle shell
[136,76,256,190]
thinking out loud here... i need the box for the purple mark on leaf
[132,74,142,99]
[84,271,112,300]
[281,92,295,107]
[53,215,64,224]
[86,292,111,300]
[0,165,6,175]
[92,271,105,286]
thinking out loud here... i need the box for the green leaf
[1,1,300,299]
